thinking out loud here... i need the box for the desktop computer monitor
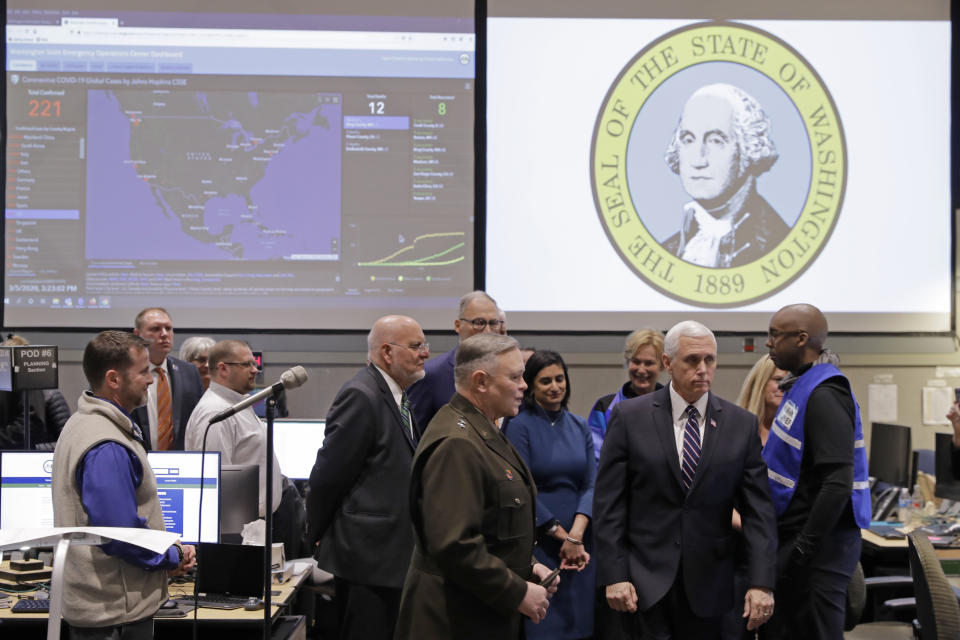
[220,464,259,543]
[0,450,220,545]
[148,451,220,545]
[271,419,326,481]
[869,422,911,487]
[934,433,960,501]
[0,450,55,529]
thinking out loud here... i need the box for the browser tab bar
[61,17,118,28]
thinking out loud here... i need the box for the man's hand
[605,581,638,613]
[517,581,550,624]
[559,539,590,571]
[531,563,560,596]
[743,587,774,631]
[168,543,196,577]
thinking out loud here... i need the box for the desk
[862,529,960,560]
[165,568,308,622]
[0,561,310,639]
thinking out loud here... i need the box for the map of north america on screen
[85,89,342,261]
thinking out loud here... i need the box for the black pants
[595,586,638,640]
[721,567,753,640]
[638,569,721,640]
[759,528,860,640]
[334,576,401,640]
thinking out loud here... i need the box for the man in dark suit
[307,315,429,640]
[594,320,777,639]
[131,308,204,450]
[395,334,555,640]
[407,290,502,428]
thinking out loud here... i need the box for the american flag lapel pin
[710,418,717,428]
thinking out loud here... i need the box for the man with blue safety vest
[760,304,871,640]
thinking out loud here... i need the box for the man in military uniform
[395,334,556,639]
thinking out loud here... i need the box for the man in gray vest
[52,331,195,639]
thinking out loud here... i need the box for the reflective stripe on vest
[761,363,872,528]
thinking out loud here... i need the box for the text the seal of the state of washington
[591,21,845,307]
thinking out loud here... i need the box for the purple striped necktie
[681,405,701,490]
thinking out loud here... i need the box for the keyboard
[173,594,251,610]
[921,522,960,536]
[868,524,906,539]
[12,599,50,613]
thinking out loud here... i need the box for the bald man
[761,304,870,640]
[307,315,430,640]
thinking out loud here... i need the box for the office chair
[844,561,913,639]
[845,531,960,639]
[907,530,960,640]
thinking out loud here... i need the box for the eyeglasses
[388,342,430,355]
[767,329,805,341]
[460,317,503,331]
[223,361,259,369]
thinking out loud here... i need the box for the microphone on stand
[207,366,308,425]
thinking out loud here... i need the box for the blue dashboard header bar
[6,10,474,32]
[7,44,475,79]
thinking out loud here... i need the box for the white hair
[458,290,497,317]
[665,83,779,177]
[179,336,215,362]
[664,320,716,358]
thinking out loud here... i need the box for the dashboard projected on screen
[4,4,475,329]
[485,1,952,333]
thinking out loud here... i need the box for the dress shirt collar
[668,382,709,423]
[209,380,248,404]
[151,357,169,376]
[373,363,403,407]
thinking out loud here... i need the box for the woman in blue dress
[505,350,596,640]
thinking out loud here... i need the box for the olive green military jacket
[394,393,537,640]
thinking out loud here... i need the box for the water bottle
[898,487,912,523]
[912,484,925,515]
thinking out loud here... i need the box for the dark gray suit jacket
[307,364,417,589]
[407,347,456,431]
[132,356,205,451]
[593,386,777,617]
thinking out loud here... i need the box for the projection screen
[4,0,475,330]
[485,0,953,333]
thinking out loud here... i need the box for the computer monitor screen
[869,422,911,487]
[220,464,259,543]
[148,451,220,545]
[934,433,960,501]
[271,419,325,481]
[197,542,264,598]
[0,450,219,545]
[0,450,55,529]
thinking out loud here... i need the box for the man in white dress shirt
[185,339,281,518]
